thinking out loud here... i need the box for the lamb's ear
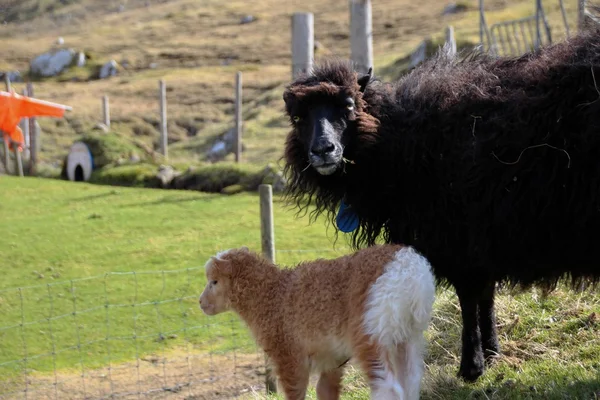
[357,67,372,93]
[211,256,232,275]
[240,246,249,252]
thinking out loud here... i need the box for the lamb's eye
[211,280,218,285]
[346,104,354,111]
[292,116,301,123]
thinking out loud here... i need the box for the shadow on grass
[118,194,221,208]
[68,190,120,202]
[423,374,600,400]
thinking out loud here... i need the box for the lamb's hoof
[457,361,484,382]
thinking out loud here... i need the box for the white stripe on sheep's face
[199,254,233,316]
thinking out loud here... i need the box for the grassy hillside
[0,177,599,399]
[0,0,584,170]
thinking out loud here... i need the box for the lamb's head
[283,61,379,177]
[199,247,249,316]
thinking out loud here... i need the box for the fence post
[578,0,586,31]
[27,82,38,176]
[4,74,23,177]
[235,71,242,163]
[259,184,277,394]
[445,25,457,56]
[21,89,30,161]
[2,74,11,174]
[349,0,374,74]
[159,80,168,159]
[291,12,314,79]
[102,95,110,128]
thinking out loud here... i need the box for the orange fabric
[0,91,67,150]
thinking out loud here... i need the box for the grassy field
[0,177,599,399]
[0,176,352,397]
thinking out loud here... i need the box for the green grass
[2,181,600,399]
[0,176,351,389]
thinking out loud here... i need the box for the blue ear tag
[336,199,359,233]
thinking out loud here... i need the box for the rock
[156,165,179,188]
[1,71,22,83]
[30,48,76,77]
[442,2,468,15]
[57,37,64,45]
[76,52,86,67]
[261,164,286,192]
[129,153,141,163]
[92,123,109,133]
[240,15,256,24]
[149,62,158,69]
[206,128,243,162]
[409,40,428,70]
[99,60,118,79]
[118,4,125,12]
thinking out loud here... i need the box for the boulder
[156,164,179,188]
[30,48,76,77]
[99,60,118,79]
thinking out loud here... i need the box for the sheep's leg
[478,281,500,364]
[316,367,344,400]
[455,284,485,382]
[272,356,310,400]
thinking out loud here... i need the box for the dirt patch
[1,350,267,400]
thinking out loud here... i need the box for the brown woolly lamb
[198,244,436,400]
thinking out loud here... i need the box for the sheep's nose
[310,140,335,157]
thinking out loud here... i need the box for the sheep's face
[199,256,233,316]
[283,66,374,177]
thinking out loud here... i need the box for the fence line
[0,255,349,398]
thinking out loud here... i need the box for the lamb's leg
[272,356,310,400]
[399,337,425,400]
[353,338,404,400]
[455,284,485,382]
[478,281,500,364]
[316,367,344,400]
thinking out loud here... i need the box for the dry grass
[1,0,583,168]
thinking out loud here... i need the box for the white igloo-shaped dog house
[66,141,94,182]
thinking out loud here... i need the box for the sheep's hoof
[457,360,484,382]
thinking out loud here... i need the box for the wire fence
[0,248,349,400]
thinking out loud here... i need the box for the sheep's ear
[240,246,249,252]
[357,67,372,93]
[211,256,232,275]
[283,90,294,106]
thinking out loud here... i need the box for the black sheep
[281,28,600,382]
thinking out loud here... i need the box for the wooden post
[534,0,542,50]
[234,72,242,163]
[102,95,110,128]
[2,74,11,174]
[291,12,314,79]
[27,82,37,176]
[578,0,586,31]
[159,80,168,159]
[445,26,457,56]
[349,0,374,74]
[259,184,277,394]
[21,89,30,161]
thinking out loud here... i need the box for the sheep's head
[282,61,378,177]
[199,247,248,316]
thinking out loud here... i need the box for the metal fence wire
[0,248,347,400]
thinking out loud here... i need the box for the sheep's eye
[292,116,301,123]
[345,98,355,111]
[211,280,218,285]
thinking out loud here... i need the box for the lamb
[281,28,600,382]
[198,244,436,400]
